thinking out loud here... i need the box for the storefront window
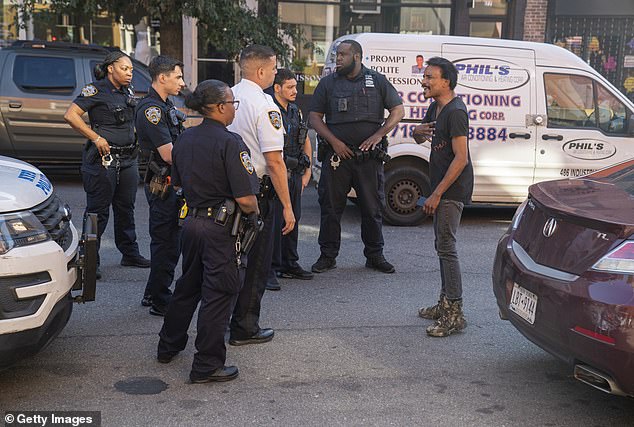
[399,6,451,34]
[279,1,340,95]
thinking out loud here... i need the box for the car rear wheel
[383,163,430,226]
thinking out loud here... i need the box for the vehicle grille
[30,193,73,252]
[0,272,49,319]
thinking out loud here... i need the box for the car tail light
[511,199,528,230]
[591,241,634,274]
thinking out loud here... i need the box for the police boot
[418,294,447,320]
[426,298,466,337]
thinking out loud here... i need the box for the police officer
[309,40,404,274]
[64,51,150,280]
[157,79,260,383]
[264,69,313,291]
[227,45,296,346]
[135,56,186,316]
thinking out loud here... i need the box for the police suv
[318,34,634,226]
[0,156,96,369]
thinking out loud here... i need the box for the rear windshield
[587,160,634,195]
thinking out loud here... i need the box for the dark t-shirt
[422,97,474,204]
[171,119,259,209]
[310,66,402,146]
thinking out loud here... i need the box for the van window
[544,74,594,129]
[89,60,151,95]
[13,56,76,95]
[596,84,627,134]
[544,73,629,134]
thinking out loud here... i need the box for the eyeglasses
[218,100,240,110]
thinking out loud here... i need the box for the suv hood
[0,156,53,212]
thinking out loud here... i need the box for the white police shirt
[228,78,284,178]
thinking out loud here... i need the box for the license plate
[509,283,538,325]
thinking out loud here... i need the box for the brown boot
[426,298,466,337]
[418,294,447,320]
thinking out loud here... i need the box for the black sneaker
[141,294,153,307]
[311,255,337,273]
[265,278,281,291]
[121,255,151,268]
[365,256,395,274]
[149,304,167,317]
[278,266,314,280]
[95,266,102,280]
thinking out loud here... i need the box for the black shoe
[190,366,239,383]
[365,255,395,274]
[141,295,152,307]
[121,255,151,268]
[265,279,281,291]
[149,304,167,317]
[311,255,336,273]
[229,328,275,346]
[279,266,314,280]
[95,266,102,280]
[157,351,178,364]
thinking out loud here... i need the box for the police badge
[240,151,255,174]
[81,84,98,97]
[268,111,282,130]
[145,106,162,125]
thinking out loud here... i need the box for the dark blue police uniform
[135,87,185,312]
[310,66,402,261]
[264,88,308,276]
[158,118,259,377]
[73,79,143,266]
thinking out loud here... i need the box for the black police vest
[283,103,304,159]
[136,95,183,164]
[327,69,384,125]
[89,82,136,147]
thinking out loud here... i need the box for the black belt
[189,206,220,218]
[110,144,138,155]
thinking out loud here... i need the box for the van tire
[383,164,430,226]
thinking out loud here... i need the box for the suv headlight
[0,211,50,255]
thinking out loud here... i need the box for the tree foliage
[12,0,296,61]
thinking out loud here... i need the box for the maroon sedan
[493,159,634,397]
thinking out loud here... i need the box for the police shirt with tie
[309,65,402,261]
[227,78,284,340]
[73,79,142,262]
[158,118,259,376]
[135,87,185,311]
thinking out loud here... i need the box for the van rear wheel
[383,165,430,226]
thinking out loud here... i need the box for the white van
[319,33,634,225]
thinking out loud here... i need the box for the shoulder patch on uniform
[240,151,255,174]
[81,84,98,97]
[268,111,282,130]
[144,106,162,125]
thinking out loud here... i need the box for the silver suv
[0,41,153,168]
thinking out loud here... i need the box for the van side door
[0,52,85,164]
[441,44,537,203]
[535,69,634,182]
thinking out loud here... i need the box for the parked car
[0,40,194,169]
[0,155,97,369]
[492,159,634,397]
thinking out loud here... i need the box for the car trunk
[513,177,634,276]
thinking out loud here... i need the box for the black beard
[337,58,357,76]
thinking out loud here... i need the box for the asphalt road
[1,175,633,426]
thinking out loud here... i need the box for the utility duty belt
[109,144,138,156]
[189,199,235,226]
[259,175,276,200]
[284,153,311,174]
